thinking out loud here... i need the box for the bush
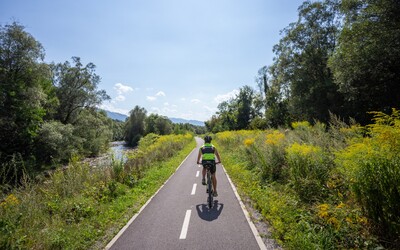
[35,121,80,164]
[286,143,331,202]
[336,109,400,242]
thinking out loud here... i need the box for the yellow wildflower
[336,202,345,209]
[357,216,368,225]
[0,194,19,207]
[287,142,322,157]
[318,203,329,211]
[266,131,285,146]
[292,121,311,129]
[318,210,329,219]
[244,138,255,146]
[317,203,330,218]
[328,217,340,229]
[345,217,353,223]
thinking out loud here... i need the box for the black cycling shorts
[202,160,216,174]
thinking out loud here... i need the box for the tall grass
[215,110,400,249]
[0,133,194,249]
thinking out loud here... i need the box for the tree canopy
[207,0,399,129]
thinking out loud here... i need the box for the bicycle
[199,161,220,209]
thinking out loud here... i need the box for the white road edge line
[222,164,268,250]
[105,147,197,250]
[179,210,192,239]
[191,183,197,195]
[196,170,200,177]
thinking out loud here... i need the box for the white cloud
[164,102,169,106]
[163,107,177,113]
[115,95,125,101]
[191,99,201,104]
[150,107,161,113]
[114,83,133,95]
[203,105,216,112]
[214,89,239,103]
[146,91,165,102]
[180,98,186,101]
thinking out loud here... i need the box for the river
[110,141,133,162]
[83,141,135,168]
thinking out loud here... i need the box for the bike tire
[207,171,213,208]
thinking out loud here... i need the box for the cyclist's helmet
[204,135,212,143]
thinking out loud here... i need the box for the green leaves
[329,0,400,123]
[52,57,110,124]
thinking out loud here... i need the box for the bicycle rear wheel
[207,171,213,208]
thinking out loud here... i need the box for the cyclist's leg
[212,174,217,192]
[211,164,217,195]
[202,166,206,185]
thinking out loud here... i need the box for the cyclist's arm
[215,148,222,164]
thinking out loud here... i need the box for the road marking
[198,164,201,168]
[196,170,199,177]
[105,147,197,249]
[191,183,197,195]
[179,210,192,239]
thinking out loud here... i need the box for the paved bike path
[107,137,263,250]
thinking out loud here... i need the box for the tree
[34,121,79,164]
[236,85,255,129]
[73,109,113,156]
[206,85,258,131]
[329,0,400,124]
[125,106,147,146]
[0,22,53,160]
[52,57,110,124]
[145,113,172,135]
[256,65,289,128]
[270,0,344,123]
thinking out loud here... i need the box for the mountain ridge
[104,110,205,126]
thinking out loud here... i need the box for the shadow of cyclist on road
[196,201,224,221]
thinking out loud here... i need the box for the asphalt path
[106,137,265,250]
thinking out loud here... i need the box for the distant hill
[104,110,205,126]
[104,110,128,121]
[169,117,205,127]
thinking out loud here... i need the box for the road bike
[201,161,220,209]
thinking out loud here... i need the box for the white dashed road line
[191,183,197,195]
[179,210,192,239]
[196,170,199,177]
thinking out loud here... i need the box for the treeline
[0,22,204,187]
[124,105,206,146]
[0,22,116,186]
[206,0,400,132]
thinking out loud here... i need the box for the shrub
[286,143,331,202]
[336,109,400,243]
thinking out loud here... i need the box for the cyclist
[196,135,221,197]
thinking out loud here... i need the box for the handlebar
[197,162,221,164]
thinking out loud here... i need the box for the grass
[0,134,196,249]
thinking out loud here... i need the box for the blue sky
[1,0,304,121]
